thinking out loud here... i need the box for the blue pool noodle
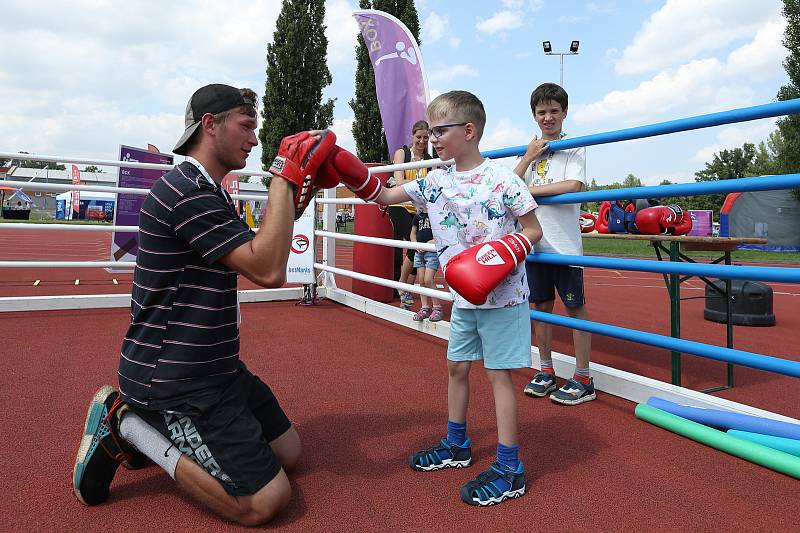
[646,397,800,440]
[728,430,800,458]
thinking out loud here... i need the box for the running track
[1,228,799,530]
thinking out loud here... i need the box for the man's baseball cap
[173,84,256,155]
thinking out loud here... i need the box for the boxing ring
[1,100,800,530]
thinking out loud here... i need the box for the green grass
[582,237,799,263]
[0,216,108,225]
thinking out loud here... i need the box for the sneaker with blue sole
[550,377,596,405]
[523,371,556,397]
[409,437,472,471]
[460,461,526,506]
[73,385,136,505]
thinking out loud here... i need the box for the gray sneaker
[523,371,556,397]
[550,378,596,405]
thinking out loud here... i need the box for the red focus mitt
[269,130,338,219]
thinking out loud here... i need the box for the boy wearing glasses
[357,90,543,505]
[514,82,595,405]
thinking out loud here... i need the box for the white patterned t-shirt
[402,159,537,309]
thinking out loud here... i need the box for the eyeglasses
[427,122,467,139]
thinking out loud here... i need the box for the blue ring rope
[528,253,800,284]
[482,99,800,159]
[530,310,800,378]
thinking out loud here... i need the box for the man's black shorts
[526,262,586,308]
[131,364,292,496]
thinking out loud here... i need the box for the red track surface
[2,228,800,531]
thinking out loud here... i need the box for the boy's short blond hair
[427,90,486,141]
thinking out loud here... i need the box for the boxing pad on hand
[319,146,382,202]
[268,130,337,220]
[445,233,533,306]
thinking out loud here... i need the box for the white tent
[56,191,115,220]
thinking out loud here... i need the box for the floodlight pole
[544,48,579,87]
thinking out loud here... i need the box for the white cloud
[422,12,460,49]
[325,0,360,66]
[726,18,787,79]
[616,0,779,75]
[481,118,534,153]
[423,12,447,43]
[329,117,357,155]
[573,13,787,128]
[428,64,480,83]
[691,118,778,164]
[476,11,524,35]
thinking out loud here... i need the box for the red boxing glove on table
[579,212,596,233]
[268,130,338,220]
[445,233,533,306]
[318,146,382,202]
[635,205,693,235]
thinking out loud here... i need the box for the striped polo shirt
[118,160,254,410]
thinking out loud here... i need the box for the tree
[1,152,65,170]
[692,143,758,215]
[621,173,642,188]
[238,175,251,183]
[259,0,334,186]
[83,165,103,173]
[776,0,800,202]
[350,0,422,163]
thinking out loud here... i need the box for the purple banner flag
[354,9,429,158]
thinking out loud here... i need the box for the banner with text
[71,164,81,218]
[286,199,315,284]
[111,145,173,267]
[353,9,429,156]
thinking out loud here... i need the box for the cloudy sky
[0,0,789,185]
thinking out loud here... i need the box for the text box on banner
[71,165,81,218]
[688,210,713,237]
[110,145,173,269]
[286,199,315,284]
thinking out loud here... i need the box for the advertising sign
[286,199,315,284]
[111,145,173,266]
[688,210,713,237]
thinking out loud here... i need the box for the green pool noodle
[635,403,800,479]
[728,429,800,458]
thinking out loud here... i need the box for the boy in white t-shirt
[513,82,595,405]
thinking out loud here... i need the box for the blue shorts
[447,303,532,369]
[526,263,586,308]
[413,250,440,270]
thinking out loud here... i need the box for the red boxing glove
[268,130,337,220]
[445,233,533,306]
[671,205,693,235]
[319,146,382,202]
[579,212,596,233]
[635,205,692,235]
[596,201,610,234]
